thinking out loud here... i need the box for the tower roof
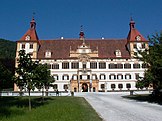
[127,18,147,42]
[18,17,39,43]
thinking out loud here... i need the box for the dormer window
[136,35,141,41]
[25,35,31,40]
[45,51,51,58]
[115,49,121,57]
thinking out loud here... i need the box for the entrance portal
[82,83,88,92]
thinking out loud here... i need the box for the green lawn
[123,94,162,105]
[0,96,102,121]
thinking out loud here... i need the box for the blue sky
[0,0,162,41]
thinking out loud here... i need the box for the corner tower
[126,18,148,57]
[16,17,40,61]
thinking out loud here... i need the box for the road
[76,92,162,121]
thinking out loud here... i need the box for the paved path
[75,92,162,121]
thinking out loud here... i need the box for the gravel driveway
[76,92,162,121]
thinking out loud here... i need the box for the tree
[13,50,35,111]
[33,63,54,101]
[0,63,12,91]
[136,32,162,93]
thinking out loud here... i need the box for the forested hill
[0,39,16,75]
[0,38,16,59]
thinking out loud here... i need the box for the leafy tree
[13,50,35,111]
[136,32,162,93]
[0,63,12,91]
[33,63,54,101]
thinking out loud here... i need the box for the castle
[14,17,148,92]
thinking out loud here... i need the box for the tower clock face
[136,35,141,41]
[25,35,30,40]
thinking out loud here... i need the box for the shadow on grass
[122,94,162,105]
[0,96,54,119]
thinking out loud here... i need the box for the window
[72,75,78,80]
[126,83,131,89]
[135,73,139,80]
[90,62,97,69]
[133,63,140,68]
[109,63,116,69]
[100,74,106,80]
[22,44,25,49]
[115,49,121,57]
[71,62,79,69]
[125,74,131,79]
[142,63,148,68]
[111,84,116,89]
[101,84,105,89]
[80,75,82,80]
[87,75,90,80]
[62,62,69,69]
[53,84,58,90]
[53,75,59,80]
[133,44,137,49]
[63,84,68,90]
[124,63,131,69]
[83,63,86,69]
[29,44,33,49]
[142,43,146,48]
[99,62,106,69]
[109,74,116,80]
[118,84,123,89]
[47,64,51,69]
[92,74,97,80]
[62,75,69,80]
[52,63,59,69]
[117,74,123,80]
[117,64,123,69]
[45,51,52,58]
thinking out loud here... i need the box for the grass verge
[0,96,102,121]
[123,94,162,105]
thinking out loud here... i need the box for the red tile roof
[37,39,130,59]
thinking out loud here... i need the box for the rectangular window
[52,64,59,69]
[29,44,33,49]
[22,44,25,49]
[71,62,79,69]
[142,43,146,48]
[124,63,131,69]
[47,64,51,69]
[133,44,137,49]
[133,63,140,69]
[83,64,86,69]
[99,62,106,69]
[90,62,97,69]
[117,64,123,69]
[62,62,69,69]
[109,64,116,69]
[135,73,139,80]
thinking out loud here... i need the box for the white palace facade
[14,18,149,92]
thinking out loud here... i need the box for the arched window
[111,84,116,89]
[62,75,69,80]
[53,75,59,80]
[53,84,58,90]
[125,74,131,79]
[117,74,123,80]
[118,84,123,89]
[109,74,116,80]
[100,74,106,80]
[126,83,131,89]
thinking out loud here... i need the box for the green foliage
[0,64,13,90]
[0,38,16,59]
[0,39,16,89]
[136,32,162,90]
